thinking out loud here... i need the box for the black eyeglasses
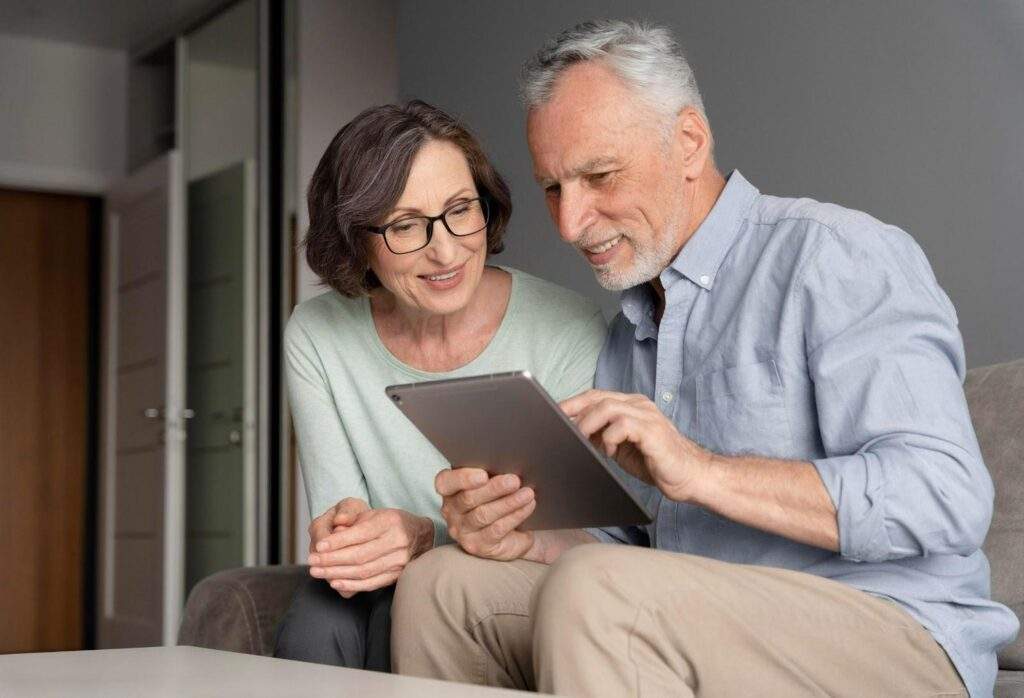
[367,197,489,254]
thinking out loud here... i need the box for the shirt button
[699,275,710,285]
[661,391,674,403]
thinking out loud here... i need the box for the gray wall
[295,0,399,302]
[0,32,126,193]
[397,1,1024,368]
[292,0,399,560]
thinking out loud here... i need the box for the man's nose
[555,184,597,244]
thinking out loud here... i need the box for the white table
[0,646,536,697]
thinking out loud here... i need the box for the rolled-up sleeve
[585,525,650,546]
[803,223,993,564]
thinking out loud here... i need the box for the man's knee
[393,544,530,671]
[395,545,470,614]
[532,544,631,630]
[532,545,720,642]
[393,545,492,643]
[397,542,470,590]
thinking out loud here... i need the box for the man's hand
[563,390,840,551]
[435,468,537,561]
[306,498,434,598]
[561,390,713,503]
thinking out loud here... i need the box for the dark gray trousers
[273,575,394,671]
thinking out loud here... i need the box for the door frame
[243,158,259,566]
[97,150,187,647]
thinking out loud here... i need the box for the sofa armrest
[178,565,308,656]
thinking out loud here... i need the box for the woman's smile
[418,262,466,290]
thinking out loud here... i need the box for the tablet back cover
[387,372,653,531]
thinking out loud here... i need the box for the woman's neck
[370,266,512,371]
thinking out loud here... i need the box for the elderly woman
[273,100,606,670]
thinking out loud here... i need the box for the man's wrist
[670,448,725,506]
[522,529,595,565]
[521,531,547,564]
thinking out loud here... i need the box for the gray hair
[521,19,707,126]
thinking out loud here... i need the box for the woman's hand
[308,497,370,554]
[306,501,435,598]
[435,468,537,561]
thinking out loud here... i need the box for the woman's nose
[423,220,458,265]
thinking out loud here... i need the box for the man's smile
[581,234,625,266]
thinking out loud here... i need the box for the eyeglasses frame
[365,197,490,255]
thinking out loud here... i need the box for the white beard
[589,221,681,291]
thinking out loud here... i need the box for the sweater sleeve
[548,308,608,402]
[284,313,370,522]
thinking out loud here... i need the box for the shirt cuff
[584,526,647,546]
[812,452,888,563]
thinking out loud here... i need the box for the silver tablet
[386,371,653,531]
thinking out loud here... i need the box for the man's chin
[589,244,671,291]
[593,265,645,291]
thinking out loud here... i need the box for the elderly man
[390,20,1018,697]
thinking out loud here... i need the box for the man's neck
[650,168,728,324]
[651,278,667,324]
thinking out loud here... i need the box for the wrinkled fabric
[589,171,1019,697]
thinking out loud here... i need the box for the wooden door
[97,151,187,648]
[0,188,95,653]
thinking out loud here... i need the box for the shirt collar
[618,170,758,333]
[620,284,658,339]
[662,169,759,292]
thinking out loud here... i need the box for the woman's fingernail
[469,470,488,486]
[310,567,323,576]
[307,554,318,565]
[316,541,328,552]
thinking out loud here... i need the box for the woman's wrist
[412,515,435,558]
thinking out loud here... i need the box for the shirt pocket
[696,359,792,457]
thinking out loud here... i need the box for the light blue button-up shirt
[590,171,1019,697]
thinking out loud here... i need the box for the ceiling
[0,0,226,54]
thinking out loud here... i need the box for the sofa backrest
[965,358,1024,670]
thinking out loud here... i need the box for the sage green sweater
[285,266,607,547]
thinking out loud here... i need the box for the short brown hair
[304,100,512,297]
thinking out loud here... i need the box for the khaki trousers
[391,544,966,697]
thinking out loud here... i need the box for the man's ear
[674,107,714,179]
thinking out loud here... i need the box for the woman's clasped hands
[306,497,435,598]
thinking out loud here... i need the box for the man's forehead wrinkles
[528,103,641,186]
[535,152,622,185]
